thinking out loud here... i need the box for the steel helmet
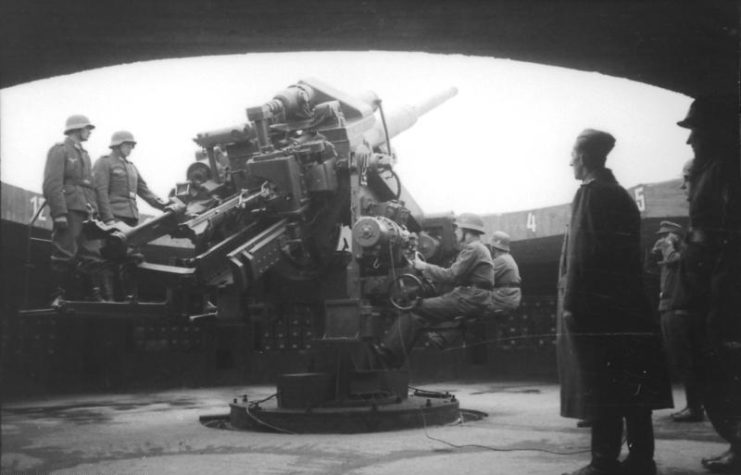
[490,231,511,252]
[454,213,485,235]
[109,130,137,148]
[64,114,95,134]
[677,95,737,130]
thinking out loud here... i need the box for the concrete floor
[1,382,728,475]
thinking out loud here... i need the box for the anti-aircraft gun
[86,78,460,432]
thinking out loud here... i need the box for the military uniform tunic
[93,151,166,225]
[42,137,101,272]
[491,252,522,311]
[381,240,495,366]
[677,153,741,455]
[653,236,704,413]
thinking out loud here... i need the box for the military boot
[85,271,105,302]
[96,268,115,301]
[49,268,69,307]
[121,263,139,301]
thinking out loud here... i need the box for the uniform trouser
[591,410,654,468]
[681,240,741,450]
[703,238,741,453]
[382,287,491,366]
[702,348,741,454]
[50,210,102,273]
[491,288,521,313]
[108,216,140,300]
[660,309,704,411]
[50,210,102,297]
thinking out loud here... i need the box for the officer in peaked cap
[488,231,521,312]
[656,220,684,237]
[372,212,495,368]
[42,115,104,304]
[675,94,741,473]
[652,220,705,424]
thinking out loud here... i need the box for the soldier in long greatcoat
[674,96,741,473]
[558,129,672,475]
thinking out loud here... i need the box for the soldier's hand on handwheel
[412,255,427,272]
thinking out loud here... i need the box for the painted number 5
[633,186,646,212]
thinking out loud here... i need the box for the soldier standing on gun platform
[93,130,169,299]
[558,129,672,475]
[43,114,104,304]
[93,130,168,227]
[674,96,741,473]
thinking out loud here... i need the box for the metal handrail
[23,198,48,309]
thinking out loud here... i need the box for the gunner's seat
[424,309,511,350]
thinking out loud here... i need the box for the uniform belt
[69,181,94,189]
[494,283,521,289]
[463,282,494,291]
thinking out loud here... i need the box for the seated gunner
[373,212,495,367]
[488,231,522,312]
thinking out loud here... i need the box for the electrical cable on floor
[417,407,592,456]
[248,392,278,405]
[234,387,600,457]
[243,396,297,435]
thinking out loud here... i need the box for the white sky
[0,51,692,216]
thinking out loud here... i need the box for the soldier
[675,96,741,473]
[372,213,494,368]
[558,129,672,475]
[652,221,704,422]
[488,231,521,312]
[92,131,169,299]
[680,158,694,201]
[42,114,104,304]
[93,130,168,227]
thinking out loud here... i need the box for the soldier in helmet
[680,158,694,202]
[93,130,168,227]
[372,212,495,368]
[488,231,521,312]
[558,129,672,475]
[92,131,169,299]
[42,114,104,304]
[674,95,741,473]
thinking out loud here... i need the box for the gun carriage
[58,78,461,432]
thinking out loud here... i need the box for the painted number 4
[526,212,536,232]
[633,186,646,212]
[30,195,47,221]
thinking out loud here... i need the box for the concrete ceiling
[0,1,738,96]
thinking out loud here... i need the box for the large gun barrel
[362,87,458,149]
